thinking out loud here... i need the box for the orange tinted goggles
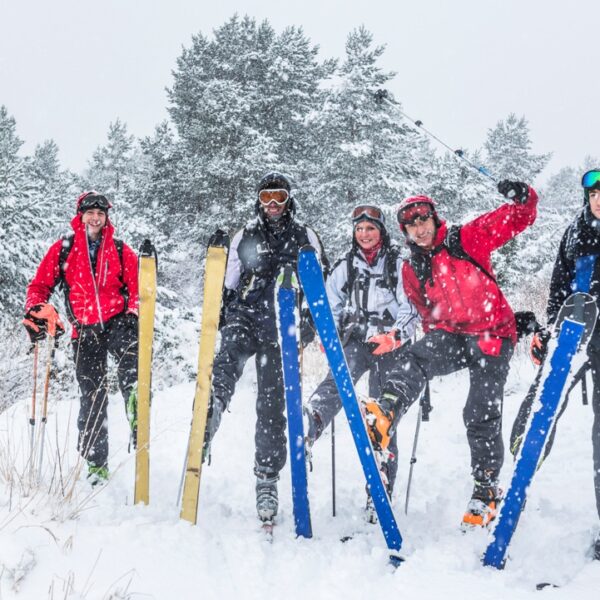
[258,189,289,206]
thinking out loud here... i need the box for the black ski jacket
[547,205,600,347]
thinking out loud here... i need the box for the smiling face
[404,215,436,249]
[81,208,107,240]
[589,189,600,219]
[354,221,382,251]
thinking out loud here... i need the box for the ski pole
[331,416,336,517]
[373,89,498,184]
[38,336,58,480]
[176,434,190,507]
[404,381,430,514]
[404,403,422,515]
[29,342,39,475]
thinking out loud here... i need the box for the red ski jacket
[402,188,538,349]
[26,211,139,337]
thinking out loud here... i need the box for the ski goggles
[397,203,434,226]
[582,170,600,190]
[258,188,290,206]
[351,205,385,226]
[79,193,111,212]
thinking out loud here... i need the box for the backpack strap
[444,225,496,283]
[58,233,75,286]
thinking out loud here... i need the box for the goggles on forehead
[80,193,110,212]
[397,203,434,226]
[582,170,600,190]
[258,188,289,206]
[351,205,385,225]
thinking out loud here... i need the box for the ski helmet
[396,195,440,232]
[582,169,600,203]
[77,191,111,213]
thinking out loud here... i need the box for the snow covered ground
[0,345,599,599]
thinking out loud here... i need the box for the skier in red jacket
[24,191,139,485]
[364,180,538,528]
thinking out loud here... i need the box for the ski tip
[208,229,230,249]
[299,244,316,254]
[139,239,156,258]
[276,265,297,289]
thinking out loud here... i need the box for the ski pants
[382,330,513,483]
[309,336,402,491]
[209,312,287,480]
[511,346,600,519]
[72,313,138,467]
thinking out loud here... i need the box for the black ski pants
[511,346,600,519]
[382,330,513,483]
[72,313,138,467]
[210,312,287,480]
[309,336,402,491]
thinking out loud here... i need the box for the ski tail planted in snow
[297,245,403,560]
[135,239,157,505]
[180,230,229,524]
[483,292,597,569]
[276,265,312,538]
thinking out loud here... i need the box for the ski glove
[514,310,542,341]
[23,303,65,342]
[367,329,402,355]
[497,180,530,204]
[530,329,550,366]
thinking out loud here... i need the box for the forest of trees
[0,15,597,405]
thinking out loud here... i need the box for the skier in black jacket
[510,169,600,559]
[203,171,327,524]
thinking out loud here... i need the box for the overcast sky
[1,0,598,182]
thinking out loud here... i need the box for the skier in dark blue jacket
[510,169,600,559]
[202,171,327,525]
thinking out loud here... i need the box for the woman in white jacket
[305,205,418,517]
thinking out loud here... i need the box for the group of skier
[21,168,600,559]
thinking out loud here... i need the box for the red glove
[367,330,402,356]
[23,303,65,341]
[530,330,550,366]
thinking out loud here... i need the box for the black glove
[497,180,530,204]
[514,311,542,341]
[123,312,138,333]
[374,89,389,105]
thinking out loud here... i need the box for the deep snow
[0,344,599,599]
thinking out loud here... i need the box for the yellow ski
[135,239,157,505]
[180,230,229,523]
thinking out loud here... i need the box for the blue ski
[483,292,597,569]
[297,246,403,560]
[276,266,312,538]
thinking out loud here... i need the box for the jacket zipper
[86,229,105,330]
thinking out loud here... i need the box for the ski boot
[87,462,109,487]
[256,475,279,522]
[303,407,323,468]
[462,481,502,529]
[363,394,396,451]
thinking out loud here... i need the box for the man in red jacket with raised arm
[364,180,538,529]
[24,191,139,485]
